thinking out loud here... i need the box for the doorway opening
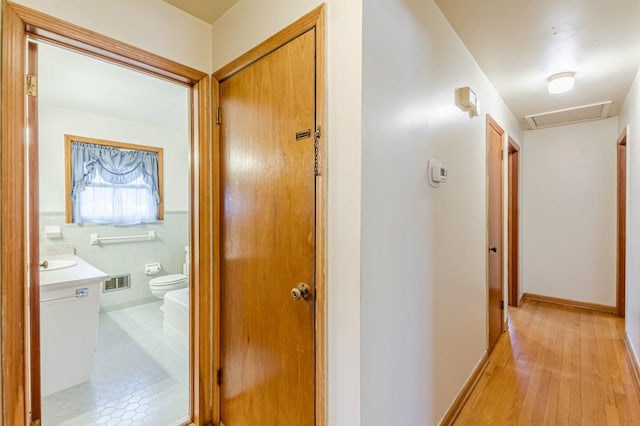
[1,3,213,425]
[34,39,191,424]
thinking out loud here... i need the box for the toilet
[148,273,188,300]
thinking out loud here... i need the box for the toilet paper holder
[144,263,162,275]
[44,225,63,239]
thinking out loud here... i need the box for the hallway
[455,301,640,425]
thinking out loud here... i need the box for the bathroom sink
[39,254,108,289]
[40,259,77,271]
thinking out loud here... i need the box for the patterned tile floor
[42,301,189,426]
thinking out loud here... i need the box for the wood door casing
[220,29,316,426]
[487,116,504,353]
[508,140,519,307]
[27,40,42,424]
[617,131,627,318]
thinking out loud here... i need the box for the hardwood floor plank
[454,300,640,425]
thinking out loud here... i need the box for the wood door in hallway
[487,116,504,353]
[508,138,520,307]
[219,29,316,426]
[617,128,627,317]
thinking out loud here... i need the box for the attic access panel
[525,101,612,129]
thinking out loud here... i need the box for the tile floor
[42,301,189,426]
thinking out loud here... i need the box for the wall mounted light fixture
[455,86,480,117]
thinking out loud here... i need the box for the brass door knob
[291,283,311,301]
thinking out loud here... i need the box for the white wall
[12,0,212,72]
[361,0,522,424]
[619,68,640,367]
[521,118,618,306]
[212,2,363,425]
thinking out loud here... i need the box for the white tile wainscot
[40,211,189,311]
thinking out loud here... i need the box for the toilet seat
[149,274,187,287]
[149,273,189,301]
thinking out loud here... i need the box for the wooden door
[487,116,504,352]
[508,140,519,307]
[617,131,627,317]
[219,29,316,426]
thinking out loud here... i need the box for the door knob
[489,246,497,253]
[291,283,312,301]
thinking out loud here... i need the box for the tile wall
[40,211,189,311]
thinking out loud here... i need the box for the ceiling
[434,0,640,128]
[38,42,189,130]
[40,1,640,131]
[163,0,239,23]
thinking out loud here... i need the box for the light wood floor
[455,300,640,425]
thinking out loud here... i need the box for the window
[65,135,164,225]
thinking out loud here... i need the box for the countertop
[40,254,109,291]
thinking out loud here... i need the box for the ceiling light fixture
[548,72,575,94]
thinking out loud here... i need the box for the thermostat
[428,159,448,188]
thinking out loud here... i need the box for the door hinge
[500,300,504,310]
[216,106,222,124]
[216,368,222,385]
[314,126,321,176]
[30,420,41,426]
[501,150,504,160]
[26,74,37,97]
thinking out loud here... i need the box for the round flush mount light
[548,72,575,94]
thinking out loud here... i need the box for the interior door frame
[617,126,628,318]
[1,2,213,425]
[26,39,42,423]
[486,114,505,351]
[211,5,326,425]
[507,137,520,307]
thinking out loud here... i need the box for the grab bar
[90,230,156,245]
[41,288,89,303]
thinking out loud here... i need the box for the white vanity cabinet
[40,254,108,396]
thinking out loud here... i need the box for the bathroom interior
[35,40,191,425]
